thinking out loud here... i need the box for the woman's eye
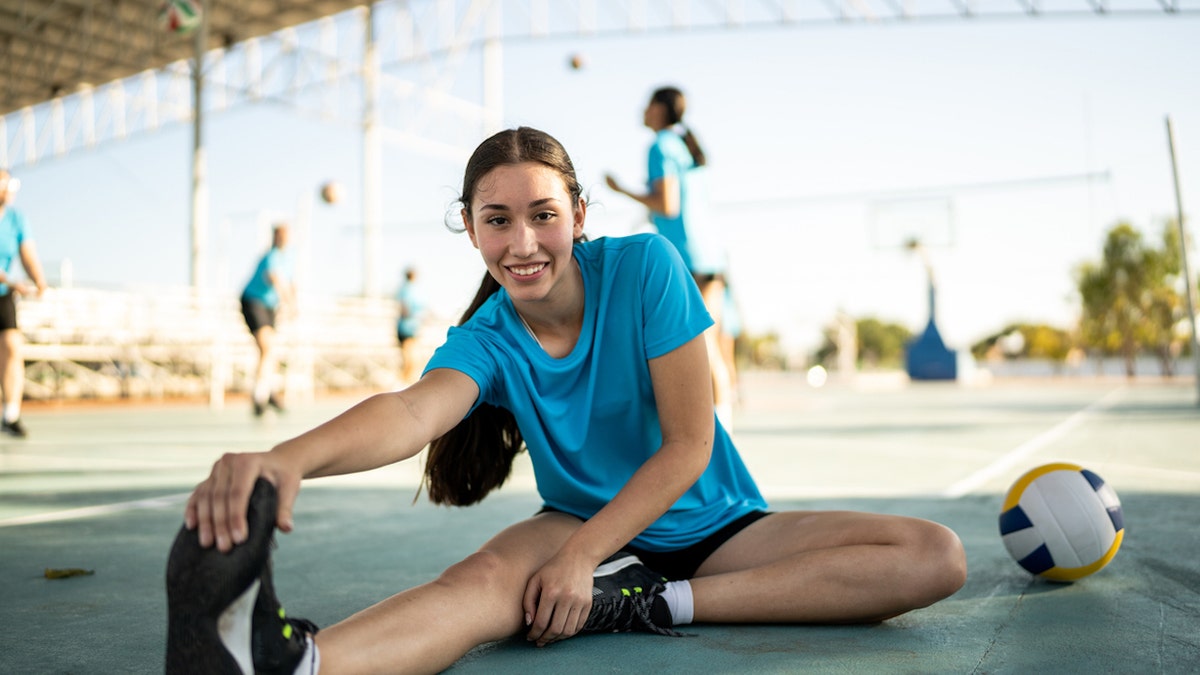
[486,216,508,226]
[534,211,555,222]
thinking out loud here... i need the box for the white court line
[0,492,190,528]
[940,385,1126,498]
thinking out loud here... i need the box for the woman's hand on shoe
[184,452,302,553]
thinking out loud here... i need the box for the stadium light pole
[1165,116,1200,407]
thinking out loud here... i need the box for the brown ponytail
[651,86,707,168]
[423,272,524,506]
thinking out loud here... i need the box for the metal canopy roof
[4,0,1197,119]
[0,0,362,116]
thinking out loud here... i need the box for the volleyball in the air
[158,0,202,35]
[319,181,343,205]
[998,462,1124,582]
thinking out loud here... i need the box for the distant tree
[744,332,787,370]
[1074,221,1186,377]
[857,317,913,369]
[815,316,911,370]
[971,323,1071,363]
[1143,220,1191,373]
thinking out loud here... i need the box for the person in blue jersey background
[240,222,294,417]
[605,86,735,428]
[167,128,966,675]
[394,265,428,385]
[0,169,47,438]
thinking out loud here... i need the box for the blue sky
[9,14,1200,357]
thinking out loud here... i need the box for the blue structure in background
[905,241,957,381]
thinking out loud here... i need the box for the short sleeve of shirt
[424,323,500,413]
[265,249,292,280]
[12,211,27,244]
[640,234,712,358]
[647,139,673,184]
[0,209,28,283]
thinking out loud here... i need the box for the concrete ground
[2,371,1198,673]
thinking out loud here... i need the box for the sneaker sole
[165,479,278,674]
[593,553,644,578]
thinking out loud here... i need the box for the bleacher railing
[19,287,424,407]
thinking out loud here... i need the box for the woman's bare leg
[697,278,732,418]
[0,328,24,414]
[315,512,582,675]
[690,511,966,624]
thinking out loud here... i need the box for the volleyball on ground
[158,0,202,35]
[998,462,1124,582]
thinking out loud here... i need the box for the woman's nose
[510,223,537,257]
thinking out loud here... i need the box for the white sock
[293,637,320,675]
[3,401,20,423]
[253,379,271,404]
[661,579,694,626]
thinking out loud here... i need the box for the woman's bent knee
[915,521,968,604]
[436,550,523,599]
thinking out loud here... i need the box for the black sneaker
[581,552,681,637]
[252,559,318,674]
[1,418,27,438]
[166,479,313,673]
[267,394,286,414]
[253,400,266,417]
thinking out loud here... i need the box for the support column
[190,5,210,292]
[362,3,382,297]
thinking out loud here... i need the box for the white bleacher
[18,287,423,406]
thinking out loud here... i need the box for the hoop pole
[1166,116,1200,406]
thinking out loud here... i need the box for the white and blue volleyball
[999,462,1124,582]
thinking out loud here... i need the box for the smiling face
[462,162,586,312]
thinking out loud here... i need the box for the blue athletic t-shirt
[0,208,29,296]
[424,233,766,551]
[646,130,725,275]
[241,248,291,309]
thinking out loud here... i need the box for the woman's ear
[573,199,587,240]
[462,208,479,249]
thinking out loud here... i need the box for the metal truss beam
[2,0,1194,170]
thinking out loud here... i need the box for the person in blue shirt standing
[395,265,428,385]
[0,169,47,438]
[605,86,734,428]
[166,128,966,675]
[240,223,294,417]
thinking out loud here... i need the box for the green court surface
[2,372,1198,673]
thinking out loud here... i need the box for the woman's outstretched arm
[185,368,480,552]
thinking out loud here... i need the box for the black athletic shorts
[397,329,417,344]
[0,291,17,330]
[240,297,276,334]
[537,506,771,581]
[692,272,726,287]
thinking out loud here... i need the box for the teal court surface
[2,371,1198,674]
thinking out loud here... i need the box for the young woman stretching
[166,127,966,675]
